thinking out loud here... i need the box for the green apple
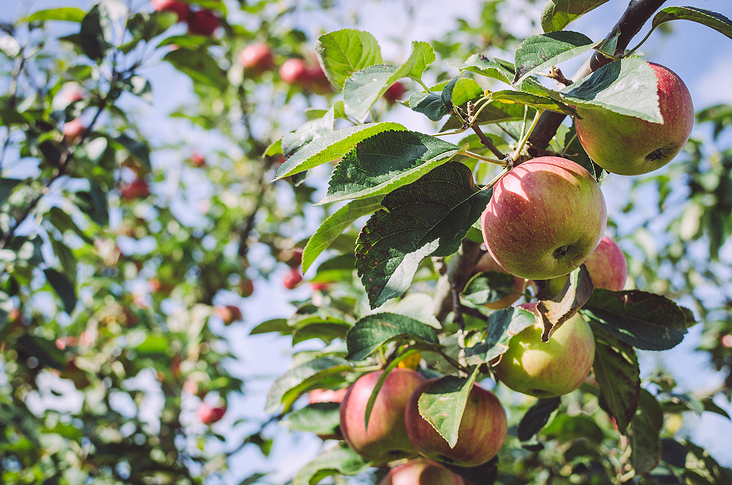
[339,368,424,463]
[405,379,507,467]
[575,62,694,176]
[379,459,465,485]
[481,156,607,280]
[493,303,595,398]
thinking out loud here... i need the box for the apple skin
[198,402,226,425]
[405,379,507,468]
[473,251,525,309]
[481,156,607,280]
[151,0,189,21]
[62,118,86,142]
[283,267,302,289]
[379,459,465,485]
[189,152,206,167]
[279,58,310,87]
[583,236,628,291]
[575,62,694,176]
[383,82,406,104]
[120,179,151,200]
[492,303,595,398]
[187,9,220,36]
[240,278,254,297]
[214,305,242,325]
[340,368,425,463]
[306,63,332,95]
[238,43,275,74]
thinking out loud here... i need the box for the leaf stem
[460,149,506,166]
[512,109,543,161]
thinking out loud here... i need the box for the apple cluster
[151,0,221,37]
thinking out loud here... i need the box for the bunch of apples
[151,0,221,36]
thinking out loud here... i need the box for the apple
[583,236,628,291]
[198,402,226,424]
[283,267,302,289]
[187,9,220,36]
[575,62,694,176]
[189,152,206,167]
[151,0,189,22]
[405,379,507,467]
[379,459,465,485]
[238,43,275,75]
[383,81,406,104]
[308,387,348,404]
[279,58,310,87]
[492,303,595,398]
[473,251,525,309]
[310,282,330,291]
[214,305,242,325]
[120,178,151,200]
[240,278,254,297]
[306,63,332,94]
[62,118,86,142]
[340,368,424,463]
[480,156,606,280]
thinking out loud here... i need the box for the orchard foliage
[0,0,731,484]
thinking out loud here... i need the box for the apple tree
[0,0,731,484]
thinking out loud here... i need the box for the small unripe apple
[120,178,151,200]
[283,267,302,289]
[575,62,694,176]
[214,305,242,325]
[473,251,525,309]
[279,58,310,87]
[340,368,424,463]
[405,379,507,467]
[238,43,275,75]
[151,0,189,21]
[198,402,226,424]
[492,303,595,398]
[379,459,465,485]
[308,387,348,404]
[189,152,206,167]
[63,118,86,142]
[187,9,220,36]
[240,278,254,297]
[481,156,607,280]
[383,81,406,104]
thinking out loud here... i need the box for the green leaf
[581,289,688,351]
[291,317,352,345]
[491,90,576,116]
[249,318,290,336]
[49,237,77,285]
[79,5,112,61]
[303,196,383,273]
[451,54,513,84]
[345,312,439,361]
[540,0,611,32]
[650,7,732,41]
[398,41,437,81]
[43,268,76,314]
[355,163,491,308]
[16,334,66,371]
[115,134,151,172]
[417,370,479,448]
[275,121,405,180]
[513,31,599,85]
[561,57,662,123]
[163,49,226,90]
[0,179,22,206]
[128,11,177,42]
[284,402,341,436]
[462,271,520,306]
[628,389,663,476]
[121,75,153,103]
[45,207,92,245]
[536,264,593,342]
[542,414,605,444]
[316,29,383,91]
[265,357,351,413]
[465,307,536,365]
[591,325,640,434]
[517,397,561,442]
[322,131,459,204]
[293,444,370,485]
[441,101,527,131]
[408,76,460,122]
[24,7,86,23]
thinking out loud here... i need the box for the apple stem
[461,149,507,166]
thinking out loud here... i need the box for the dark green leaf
[462,271,520,306]
[45,207,93,244]
[115,134,151,172]
[322,130,459,204]
[163,49,226,90]
[518,397,561,442]
[43,268,76,314]
[540,0,611,32]
[591,325,640,434]
[75,181,109,226]
[128,11,177,42]
[292,444,370,485]
[355,163,491,308]
[465,306,536,365]
[628,389,663,476]
[316,29,383,91]
[542,413,605,444]
[651,7,732,41]
[418,370,479,448]
[0,179,22,206]
[582,289,688,351]
[409,92,449,121]
[16,334,66,371]
[346,312,438,361]
[79,5,112,61]
[265,357,351,413]
[451,54,513,84]
[513,31,598,85]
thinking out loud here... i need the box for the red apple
[308,387,348,404]
[340,368,425,463]
[240,278,254,297]
[379,459,465,485]
[198,402,226,424]
[279,58,310,87]
[62,118,86,142]
[492,303,595,398]
[190,152,206,167]
[405,379,507,467]
[306,63,332,94]
[238,43,275,74]
[283,267,302,289]
[481,156,606,280]
[151,0,189,21]
[214,305,242,325]
[187,9,220,36]
[310,282,330,291]
[120,179,151,200]
[583,236,627,291]
[575,62,694,176]
[383,81,406,104]
[473,251,525,309]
